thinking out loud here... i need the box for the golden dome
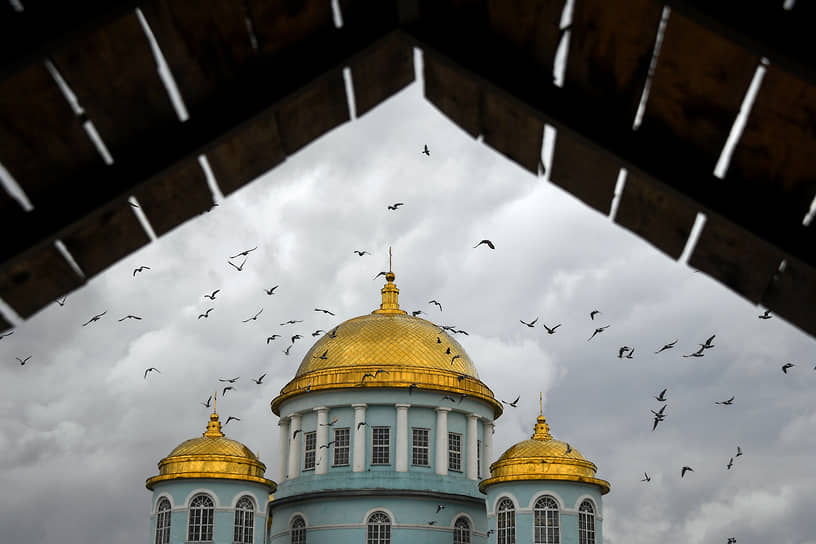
[146,411,276,491]
[479,415,610,494]
[271,272,502,417]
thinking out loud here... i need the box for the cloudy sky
[1,53,815,544]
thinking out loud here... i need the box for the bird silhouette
[292,429,302,439]
[312,329,325,337]
[652,416,663,431]
[758,309,772,319]
[654,388,668,402]
[655,340,678,354]
[473,240,495,249]
[408,383,418,394]
[222,386,235,396]
[224,416,241,425]
[715,396,735,405]
[264,286,278,295]
[683,346,705,358]
[198,308,214,319]
[242,308,263,323]
[727,538,736,544]
[590,310,601,320]
[0,330,14,340]
[56,297,67,306]
[201,396,212,408]
[118,315,142,322]
[319,440,336,449]
[587,326,609,341]
[280,320,303,326]
[357,421,367,430]
[428,521,437,525]
[699,334,716,349]
[291,335,303,344]
[387,202,404,210]
[520,317,538,328]
[360,372,375,383]
[204,289,220,300]
[227,257,248,271]
[736,446,743,457]
[353,250,371,256]
[412,310,423,316]
[144,367,160,379]
[284,345,293,356]
[266,335,281,343]
[618,346,632,358]
[451,354,461,365]
[455,329,469,336]
[251,374,267,384]
[428,300,443,311]
[374,369,388,377]
[543,323,561,334]
[313,349,328,360]
[16,356,31,366]
[565,443,572,454]
[315,308,335,316]
[435,504,445,514]
[727,457,734,469]
[82,311,107,326]
[651,405,667,417]
[320,417,339,427]
[328,326,339,338]
[681,466,694,478]
[230,246,257,259]
[641,472,651,482]
[445,347,451,355]
[502,396,520,407]
[133,266,151,276]
[442,395,458,403]
[782,363,795,373]
[625,348,635,359]
[373,271,387,280]
[422,144,430,156]
[219,377,239,383]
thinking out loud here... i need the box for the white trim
[362,506,395,524]
[528,490,566,510]
[490,493,520,514]
[184,489,219,508]
[449,512,476,529]
[573,495,600,516]
[229,492,260,510]
[154,492,175,512]
[288,511,309,527]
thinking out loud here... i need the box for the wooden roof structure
[0,0,814,337]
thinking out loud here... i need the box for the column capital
[467,413,480,420]
[351,403,368,409]
[278,417,290,426]
[395,403,411,409]
[312,406,329,413]
[482,417,494,424]
[435,406,452,413]
[287,412,302,421]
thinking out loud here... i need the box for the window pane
[448,432,462,472]
[333,428,350,466]
[412,428,429,466]
[372,427,390,465]
[304,431,316,470]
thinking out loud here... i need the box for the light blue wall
[484,480,604,544]
[149,479,271,544]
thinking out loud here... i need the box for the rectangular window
[448,432,462,472]
[333,427,350,466]
[477,439,482,478]
[371,426,390,465]
[412,428,430,466]
[303,431,316,470]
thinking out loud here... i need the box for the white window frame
[366,511,391,544]
[411,427,430,466]
[578,500,595,544]
[290,515,306,544]
[454,516,471,544]
[233,496,254,544]
[155,497,171,544]
[188,493,215,543]
[371,426,391,465]
[303,431,316,471]
[448,432,462,472]
[533,495,560,544]
[332,427,350,466]
[497,497,515,544]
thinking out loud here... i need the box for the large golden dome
[146,411,276,491]
[479,415,610,494]
[271,272,502,417]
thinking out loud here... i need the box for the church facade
[147,272,610,543]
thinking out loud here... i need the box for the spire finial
[532,407,552,440]
[389,246,392,272]
[372,247,405,314]
[539,392,543,417]
[213,391,217,415]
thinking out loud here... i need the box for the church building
[147,271,610,543]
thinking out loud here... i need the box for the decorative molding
[269,488,484,509]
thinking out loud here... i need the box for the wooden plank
[276,72,350,155]
[688,215,783,303]
[140,0,257,115]
[349,32,415,118]
[727,65,816,222]
[550,130,619,214]
[0,63,103,205]
[487,0,565,73]
[762,255,816,338]
[246,0,335,58]
[207,108,286,196]
[614,173,697,259]
[481,87,544,174]
[424,52,482,137]
[639,12,758,168]
[0,244,83,318]
[565,0,663,126]
[134,157,213,237]
[50,12,178,156]
[61,204,150,279]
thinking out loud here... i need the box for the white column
[395,403,410,472]
[314,406,329,474]
[466,413,479,480]
[278,417,290,481]
[287,413,302,480]
[352,403,367,472]
[435,407,451,475]
[483,420,494,476]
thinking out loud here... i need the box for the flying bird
[428,521,437,526]
[651,405,667,417]
[82,311,107,326]
[408,383,418,394]
[242,308,263,322]
[328,326,339,338]
[201,396,212,408]
[16,356,31,366]
[473,239,495,249]
[315,308,335,316]
[655,340,678,354]
[442,395,458,403]
[230,246,257,259]
[353,250,371,256]
[445,347,451,355]
[320,417,339,427]
[654,388,668,402]
[56,297,67,306]
[313,349,328,360]
[590,310,601,320]
[699,334,716,349]
[292,429,302,439]
[782,363,795,374]
[204,289,220,300]
[683,346,705,358]
[0,330,14,340]
[625,348,635,359]
[198,308,214,319]
[455,329,469,335]
[266,335,281,343]
[219,377,239,383]
[565,443,572,454]
[520,317,538,328]
[387,202,404,210]
[715,396,735,405]
[587,326,609,341]
[435,504,445,514]
[222,386,235,396]
[118,315,142,322]
[641,472,651,482]
[227,257,248,271]
[133,265,151,276]
[319,440,336,449]
[373,271,387,280]
[264,286,278,295]
[502,396,520,408]
[428,300,442,311]
[542,323,561,334]
[412,310,423,317]
[361,372,375,383]
[144,367,160,379]
[224,416,241,425]
[251,374,267,384]
[284,345,293,356]
[422,144,430,156]
[357,421,367,430]
[450,354,461,365]
[280,320,303,326]
[373,369,388,377]
[652,416,663,432]
[618,346,632,358]
[727,457,734,470]
[312,329,325,337]
[727,538,736,544]
[758,309,772,319]
[291,334,303,344]
[681,466,694,478]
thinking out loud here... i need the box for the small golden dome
[271,272,502,417]
[479,415,610,494]
[146,412,276,491]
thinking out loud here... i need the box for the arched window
[290,516,306,544]
[578,501,595,544]
[453,516,471,544]
[188,494,215,542]
[534,496,560,543]
[366,511,391,544]
[154,497,171,544]
[234,496,255,544]
[497,498,515,544]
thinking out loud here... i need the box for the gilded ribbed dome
[271,272,502,416]
[479,415,610,494]
[146,411,276,491]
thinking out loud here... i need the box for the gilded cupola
[270,269,502,417]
